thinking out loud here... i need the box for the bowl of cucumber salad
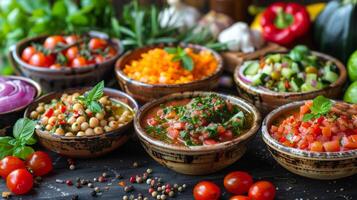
[234,45,347,115]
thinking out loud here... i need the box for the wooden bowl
[9,32,123,92]
[115,44,223,103]
[134,91,261,175]
[24,87,138,158]
[262,101,357,180]
[233,51,347,116]
[0,76,41,132]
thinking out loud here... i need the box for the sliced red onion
[238,66,252,84]
[281,62,288,68]
[311,80,317,87]
[0,78,36,113]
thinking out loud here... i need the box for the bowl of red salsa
[134,92,261,175]
[262,96,357,179]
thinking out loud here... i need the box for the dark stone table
[0,79,356,200]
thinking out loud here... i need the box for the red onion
[238,66,252,84]
[0,77,36,113]
[311,80,317,87]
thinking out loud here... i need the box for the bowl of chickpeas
[24,87,138,158]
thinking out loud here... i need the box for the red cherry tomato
[65,46,79,61]
[29,52,48,67]
[71,56,88,67]
[25,151,53,176]
[94,54,105,64]
[107,47,116,57]
[21,46,36,62]
[224,171,254,195]
[248,181,276,200]
[65,35,79,45]
[89,38,107,50]
[49,63,62,69]
[230,195,251,200]
[44,35,66,49]
[6,169,33,195]
[0,156,25,179]
[193,181,221,200]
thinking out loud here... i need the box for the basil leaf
[26,137,37,145]
[8,138,18,146]
[0,146,14,159]
[89,101,102,113]
[302,113,315,122]
[13,118,36,140]
[86,81,104,101]
[13,146,35,160]
[182,55,193,71]
[311,95,332,115]
[164,47,177,54]
[0,136,12,145]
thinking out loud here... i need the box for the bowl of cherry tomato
[262,96,357,180]
[9,32,123,92]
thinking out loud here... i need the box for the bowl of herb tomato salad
[234,45,347,115]
[262,96,357,180]
[134,92,261,175]
[24,82,138,158]
[10,32,123,92]
[115,44,223,102]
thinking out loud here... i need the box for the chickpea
[99,96,108,105]
[65,132,74,137]
[39,102,45,106]
[104,126,112,132]
[58,114,65,120]
[55,128,65,135]
[41,117,49,125]
[77,131,85,137]
[71,122,80,132]
[89,117,99,128]
[109,121,118,129]
[48,116,57,125]
[36,106,45,113]
[85,109,92,115]
[100,120,107,127]
[30,111,38,119]
[122,110,131,117]
[76,116,86,124]
[85,128,94,136]
[94,127,104,134]
[95,112,105,120]
[45,124,53,131]
[51,99,57,104]
[118,116,127,123]
[73,103,83,111]
[72,93,80,101]
[81,122,89,131]
[68,116,76,125]
[54,110,61,116]
[108,117,115,122]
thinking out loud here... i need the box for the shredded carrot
[123,48,218,84]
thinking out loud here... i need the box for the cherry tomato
[230,195,251,200]
[0,156,25,179]
[25,151,53,176]
[193,181,221,200]
[6,169,33,195]
[21,46,36,62]
[49,63,62,69]
[29,52,48,67]
[224,171,253,195]
[89,38,107,50]
[45,54,55,66]
[71,56,88,67]
[107,47,116,57]
[248,181,276,200]
[65,35,79,45]
[94,54,105,64]
[44,35,66,49]
[65,46,79,61]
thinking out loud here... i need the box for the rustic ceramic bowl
[115,44,223,103]
[262,101,357,180]
[0,76,41,133]
[134,91,261,175]
[233,51,347,116]
[24,87,138,158]
[9,32,123,92]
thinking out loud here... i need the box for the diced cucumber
[278,81,286,92]
[281,68,295,79]
[266,54,282,63]
[290,79,299,92]
[306,73,317,83]
[261,65,273,74]
[244,61,260,76]
[291,62,300,73]
[301,83,314,92]
[322,65,339,83]
[251,74,263,86]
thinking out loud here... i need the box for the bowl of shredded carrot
[115,44,223,102]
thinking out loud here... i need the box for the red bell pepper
[261,2,311,45]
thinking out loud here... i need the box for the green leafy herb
[164,47,194,71]
[0,118,37,159]
[77,81,104,113]
[302,96,332,122]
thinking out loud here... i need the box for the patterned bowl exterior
[233,51,347,116]
[134,91,261,175]
[262,101,357,180]
[115,44,223,103]
[24,88,138,158]
[10,32,123,93]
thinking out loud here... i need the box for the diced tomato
[299,103,311,115]
[60,105,66,113]
[321,126,331,138]
[312,125,322,136]
[316,117,324,125]
[45,108,54,117]
[203,139,218,145]
[301,122,311,128]
[173,122,185,130]
[167,128,179,140]
[310,141,324,152]
[270,125,278,133]
[147,118,158,126]
[323,141,340,152]
[342,135,357,149]
[284,80,290,89]
[59,120,66,125]
[217,125,226,134]
[219,130,233,141]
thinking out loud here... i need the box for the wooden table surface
[0,78,356,200]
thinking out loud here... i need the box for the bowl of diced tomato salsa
[262,96,357,180]
[134,92,261,175]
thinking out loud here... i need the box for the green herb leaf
[0,137,12,145]
[164,47,194,71]
[164,47,177,54]
[302,113,315,122]
[302,96,332,122]
[86,81,104,101]
[13,118,36,140]
[26,137,37,145]
[182,55,193,71]
[0,146,14,159]
[89,101,102,113]
[13,146,35,160]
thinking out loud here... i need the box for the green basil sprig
[77,81,104,113]
[164,47,194,71]
[302,96,332,122]
[0,118,37,159]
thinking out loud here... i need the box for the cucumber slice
[290,79,299,92]
[281,68,295,79]
[306,73,317,83]
[244,62,260,76]
[322,66,339,83]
